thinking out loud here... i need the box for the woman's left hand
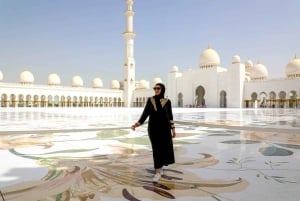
[171,128,176,138]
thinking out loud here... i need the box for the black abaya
[137,96,175,169]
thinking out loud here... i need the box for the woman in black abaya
[131,83,176,182]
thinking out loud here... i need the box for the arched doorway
[195,86,205,107]
[279,91,286,108]
[1,94,8,107]
[289,91,297,108]
[259,92,267,108]
[220,90,227,108]
[269,91,276,108]
[26,95,32,107]
[251,92,258,108]
[178,93,183,107]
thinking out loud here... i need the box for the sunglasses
[153,87,161,90]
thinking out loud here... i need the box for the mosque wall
[171,67,220,108]
[226,63,246,108]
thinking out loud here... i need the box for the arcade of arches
[245,90,299,108]
[0,93,123,107]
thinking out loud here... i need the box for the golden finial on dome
[256,60,260,64]
[294,54,297,59]
[207,43,211,49]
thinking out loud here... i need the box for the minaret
[123,0,136,107]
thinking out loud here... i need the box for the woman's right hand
[131,124,136,131]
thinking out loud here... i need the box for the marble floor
[0,108,299,201]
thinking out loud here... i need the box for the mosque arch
[54,95,59,107]
[33,95,39,107]
[109,97,113,107]
[118,97,122,107]
[142,97,146,106]
[41,95,46,107]
[178,93,183,107]
[95,97,99,106]
[135,97,139,107]
[78,96,83,107]
[83,96,88,107]
[26,95,32,107]
[18,94,24,107]
[259,92,267,108]
[251,92,258,108]
[220,90,227,108]
[113,97,117,107]
[104,97,108,107]
[99,97,103,107]
[195,86,206,107]
[279,91,286,108]
[1,94,8,107]
[269,91,276,108]
[140,97,144,107]
[89,96,94,107]
[10,94,16,107]
[138,97,142,107]
[61,96,66,107]
[288,90,297,108]
[48,95,53,107]
[73,96,78,107]
[67,96,72,107]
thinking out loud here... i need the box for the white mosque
[0,0,299,109]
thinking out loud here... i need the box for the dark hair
[155,83,165,98]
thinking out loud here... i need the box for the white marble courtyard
[0,108,299,201]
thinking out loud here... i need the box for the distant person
[131,83,176,182]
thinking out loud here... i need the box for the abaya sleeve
[137,97,151,125]
[167,99,175,129]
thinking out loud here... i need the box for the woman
[131,83,176,182]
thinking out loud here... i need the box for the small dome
[199,47,220,68]
[286,55,300,78]
[19,70,34,84]
[171,65,178,72]
[0,70,3,81]
[250,62,268,80]
[245,60,253,68]
[139,79,149,89]
[72,75,83,87]
[232,55,241,64]
[111,80,120,89]
[92,77,103,88]
[153,77,163,86]
[48,73,61,85]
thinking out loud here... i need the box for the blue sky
[0,0,299,87]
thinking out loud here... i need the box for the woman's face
[153,85,162,95]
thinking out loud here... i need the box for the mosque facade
[1,0,299,109]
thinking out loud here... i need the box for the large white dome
[19,70,34,84]
[199,47,220,68]
[48,73,61,85]
[0,70,3,81]
[251,62,268,80]
[286,55,300,78]
[92,77,103,88]
[72,75,83,87]
[111,80,120,89]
